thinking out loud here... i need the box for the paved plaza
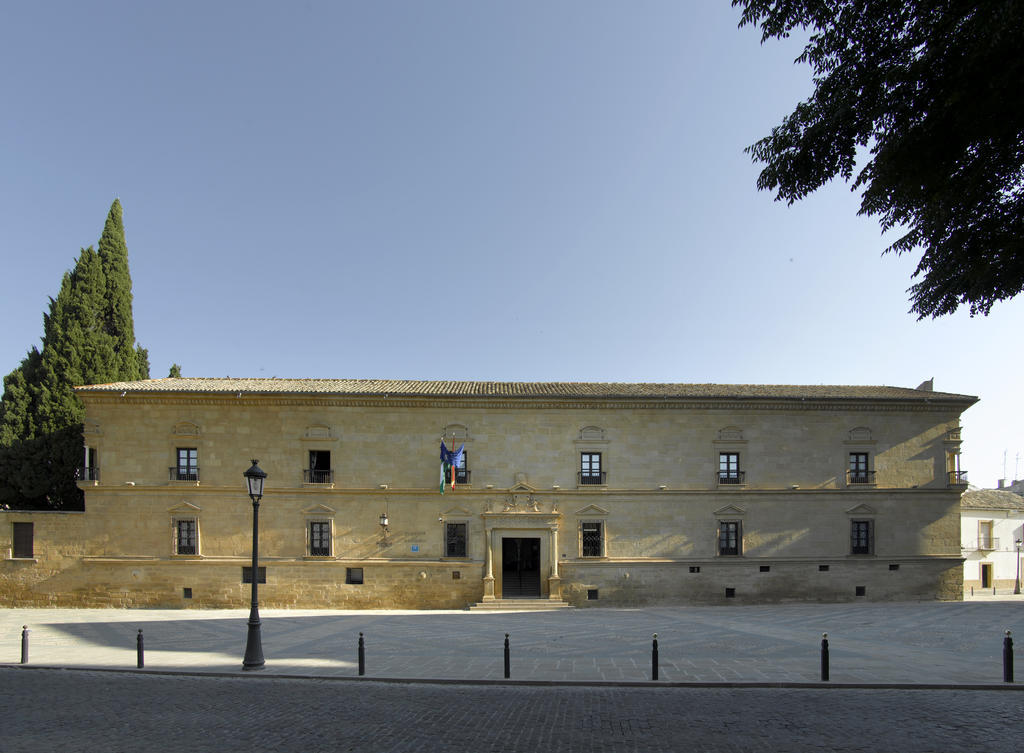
[3,598,1024,752]
[3,668,1022,753]
[2,597,1023,684]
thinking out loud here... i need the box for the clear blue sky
[2,1,1021,487]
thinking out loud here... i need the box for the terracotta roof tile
[74,377,978,403]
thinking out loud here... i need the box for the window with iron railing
[76,466,100,482]
[175,519,197,555]
[171,448,199,481]
[718,521,741,555]
[581,521,605,557]
[309,521,331,556]
[718,453,743,484]
[444,452,470,485]
[579,452,605,485]
[305,450,333,484]
[851,520,873,555]
[445,522,467,558]
[847,453,874,484]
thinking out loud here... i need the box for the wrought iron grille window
[848,453,871,483]
[718,521,741,555]
[445,522,467,557]
[581,521,604,557]
[12,522,33,558]
[174,448,199,481]
[580,452,604,485]
[851,520,873,554]
[346,567,363,585]
[718,453,742,484]
[309,521,331,556]
[175,519,197,555]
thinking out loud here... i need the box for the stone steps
[467,599,574,611]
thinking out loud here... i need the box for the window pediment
[713,504,746,517]
[442,506,472,517]
[167,501,201,514]
[302,503,336,516]
[574,504,609,517]
[845,503,877,516]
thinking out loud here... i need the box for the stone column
[482,525,495,601]
[547,525,562,600]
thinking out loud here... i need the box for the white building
[960,489,1024,593]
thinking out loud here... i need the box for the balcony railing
[170,466,200,482]
[846,469,876,485]
[303,469,335,484]
[948,470,969,486]
[977,537,999,551]
[717,470,745,485]
[445,468,471,485]
[578,471,607,486]
[75,466,100,482]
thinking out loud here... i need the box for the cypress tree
[97,199,149,380]
[0,200,148,510]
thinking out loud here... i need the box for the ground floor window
[851,520,873,555]
[445,522,467,557]
[718,521,741,556]
[175,519,197,555]
[581,521,605,557]
[309,521,331,556]
[12,522,33,558]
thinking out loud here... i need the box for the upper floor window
[445,522,468,558]
[851,520,873,555]
[444,452,469,485]
[580,452,605,485]
[581,521,605,557]
[309,521,331,556]
[848,452,873,484]
[77,446,100,482]
[718,453,743,484]
[12,522,33,558]
[718,521,741,556]
[172,448,199,482]
[305,450,333,484]
[175,519,198,555]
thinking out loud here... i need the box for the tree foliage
[734,0,1024,318]
[0,201,150,509]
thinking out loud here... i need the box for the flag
[439,440,465,494]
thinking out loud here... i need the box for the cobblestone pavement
[2,667,1021,753]
[2,600,1023,683]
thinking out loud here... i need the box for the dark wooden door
[501,537,541,597]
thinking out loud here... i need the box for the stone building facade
[0,378,976,608]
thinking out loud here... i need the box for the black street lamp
[242,459,267,670]
[1015,538,1022,596]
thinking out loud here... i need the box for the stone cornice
[77,392,974,414]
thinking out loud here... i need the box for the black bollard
[820,633,830,682]
[21,625,29,664]
[137,629,144,668]
[652,633,659,681]
[358,632,365,677]
[1004,630,1013,683]
[504,633,510,679]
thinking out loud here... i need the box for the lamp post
[1014,538,1022,596]
[242,459,267,670]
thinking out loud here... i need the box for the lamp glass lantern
[245,460,266,501]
